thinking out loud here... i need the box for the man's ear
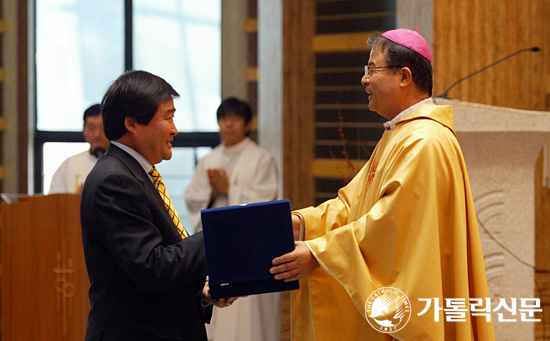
[124,116,137,133]
[400,67,413,87]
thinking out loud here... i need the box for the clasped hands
[207,168,229,198]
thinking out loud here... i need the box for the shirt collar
[111,141,153,177]
[223,136,251,154]
[383,97,434,131]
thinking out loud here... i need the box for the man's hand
[270,241,320,282]
[201,282,239,308]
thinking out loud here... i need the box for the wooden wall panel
[311,0,395,204]
[433,0,550,111]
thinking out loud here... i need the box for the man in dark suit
[80,70,234,341]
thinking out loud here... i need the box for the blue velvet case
[201,199,299,299]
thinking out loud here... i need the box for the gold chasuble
[292,104,495,340]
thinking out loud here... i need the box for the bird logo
[365,287,411,333]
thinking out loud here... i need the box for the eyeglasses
[364,65,405,77]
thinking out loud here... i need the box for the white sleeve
[184,159,213,232]
[48,159,69,194]
[227,151,279,205]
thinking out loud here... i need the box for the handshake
[201,281,241,308]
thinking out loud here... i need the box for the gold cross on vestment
[149,166,189,239]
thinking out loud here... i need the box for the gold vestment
[293,104,495,341]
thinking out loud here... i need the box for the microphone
[437,46,540,98]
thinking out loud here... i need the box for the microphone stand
[437,47,540,99]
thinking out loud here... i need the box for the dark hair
[83,104,101,121]
[216,97,253,124]
[101,70,179,140]
[367,32,433,96]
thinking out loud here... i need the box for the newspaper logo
[365,287,411,333]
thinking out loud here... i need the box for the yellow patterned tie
[149,166,188,239]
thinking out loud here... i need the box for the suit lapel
[106,144,182,239]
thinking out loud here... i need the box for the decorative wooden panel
[1,194,90,340]
[316,1,395,34]
[246,0,258,142]
[313,0,395,204]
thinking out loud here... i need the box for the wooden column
[0,1,5,192]
[281,0,316,208]
[535,147,550,341]
[1,0,26,194]
[17,0,29,193]
[258,2,316,340]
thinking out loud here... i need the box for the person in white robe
[49,104,110,194]
[185,97,281,341]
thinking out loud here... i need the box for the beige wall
[221,0,248,101]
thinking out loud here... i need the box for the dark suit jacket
[80,143,211,341]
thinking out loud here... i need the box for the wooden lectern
[1,194,90,340]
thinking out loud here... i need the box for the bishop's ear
[400,67,413,87]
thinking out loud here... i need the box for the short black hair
[367,32,433,96]
[83,104,101,122]
[101,70,179,140]
[216,97,253,124]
